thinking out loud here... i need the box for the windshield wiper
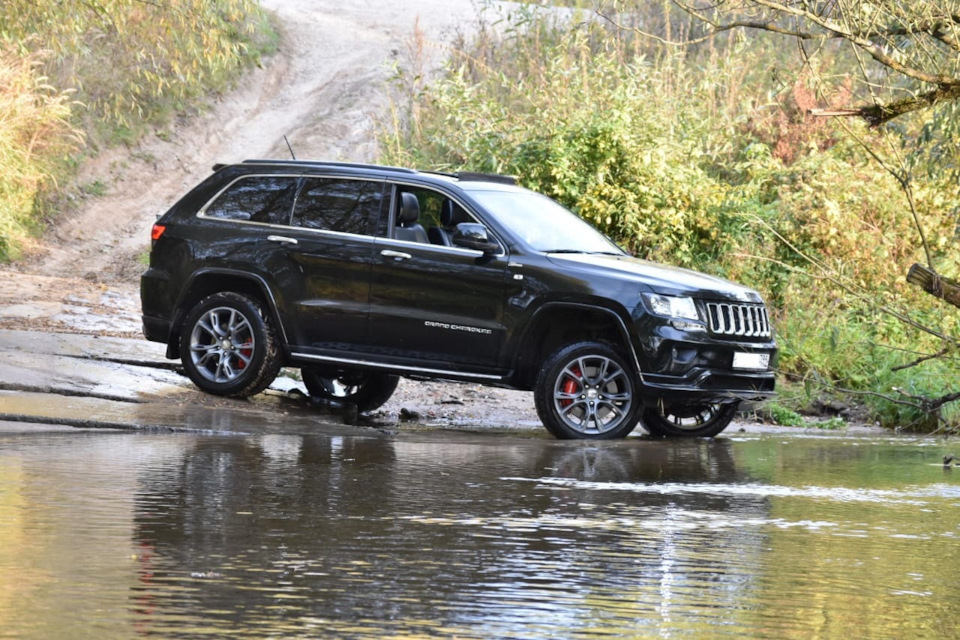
[544,249,589,254]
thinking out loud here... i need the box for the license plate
[733,352,770,370]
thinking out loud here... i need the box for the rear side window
[291,178,383,235]
[204,175,298,225]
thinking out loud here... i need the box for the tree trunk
[907,263,960,310]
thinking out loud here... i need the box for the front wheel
[642,402,740,438]
[534,341,642,440]
[301,368,399,412]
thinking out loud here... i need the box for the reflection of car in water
[543,438,739,484]
[130,435,770,635]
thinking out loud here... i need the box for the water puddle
[1,430,958,637]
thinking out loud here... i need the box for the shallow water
[1,427,958,638]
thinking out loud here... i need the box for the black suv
[141,160,777,439]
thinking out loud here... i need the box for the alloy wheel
[189,306,256,383]
[551,354,633,436]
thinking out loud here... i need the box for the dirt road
[17,0,486,287]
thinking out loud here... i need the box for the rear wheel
[642,402,739,438]
[301,368,399,412]
[534,341,641,439]
[179,292,282,398]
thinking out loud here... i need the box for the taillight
[151,224,166,241]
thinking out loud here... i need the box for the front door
[366,186,508,373]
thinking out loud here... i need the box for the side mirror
[452,223,499,254]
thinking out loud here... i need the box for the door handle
[381,249,412,260]
[267,235,298,245]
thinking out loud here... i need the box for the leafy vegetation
[379,4,960,431]
[0,0,274,258]
[601,0,960,127]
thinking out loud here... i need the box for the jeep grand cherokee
[141,160,777,439]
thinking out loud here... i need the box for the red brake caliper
[237,337,252,369]
[559,365,582,408]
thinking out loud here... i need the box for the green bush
[0,0,274,257]
[1,0,274,137]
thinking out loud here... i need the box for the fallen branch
[892,387,960,413]
[906,263,960,310]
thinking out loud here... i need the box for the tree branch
[603,0,960,118]
[891,348,951,372]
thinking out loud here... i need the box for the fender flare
[167,268,289,358]
[512,301,644,381]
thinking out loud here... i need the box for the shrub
[0,0,273,256]
[1,0,274,138]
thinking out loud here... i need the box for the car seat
[428,199,469,246]
[395,192,429,244]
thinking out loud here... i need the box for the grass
[79,180,108,197]
[0,45,82,260]
[0,0,277,260]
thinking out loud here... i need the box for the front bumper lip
[637,368,776,405]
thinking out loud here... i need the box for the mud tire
[641,402,739,438]
[301,369,399,412]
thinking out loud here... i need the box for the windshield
[470,190,624,254]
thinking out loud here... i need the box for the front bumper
[634,325,778,406]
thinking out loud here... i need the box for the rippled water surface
[1,426,959,638]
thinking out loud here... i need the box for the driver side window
[392,187,478,247]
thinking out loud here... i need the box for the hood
[546,252,764,303]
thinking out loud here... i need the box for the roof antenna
[283,135,297,160]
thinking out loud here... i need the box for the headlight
[642,293,701,321]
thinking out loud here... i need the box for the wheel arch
[511,302,642,389]
[167,269,287,359]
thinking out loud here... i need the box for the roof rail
[456,171,517,185]
[240,159,418,174]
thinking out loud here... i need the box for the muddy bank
[0,327,544,434]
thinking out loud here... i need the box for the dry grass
[0,43,82,259]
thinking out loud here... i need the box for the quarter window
[204,175,298,225]
[292,178,383,235]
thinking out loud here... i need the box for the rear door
[258,175,385,354]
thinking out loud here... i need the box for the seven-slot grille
[705,302,771,338]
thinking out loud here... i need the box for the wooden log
[907,263,960,310]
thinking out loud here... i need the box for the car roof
[219,160,518,189]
